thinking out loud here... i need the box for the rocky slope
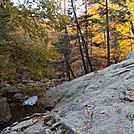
[1,52,134,134]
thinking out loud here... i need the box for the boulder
[1,52,134,134]
[2,86,20,99]
[1,113,76,134]
[124,51,134,60]
[0,97,11,124]
[44,58,134,134]
[12,93,25,101]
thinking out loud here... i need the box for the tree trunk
[106,0,110,66]
[85,0,88,40]
[78,37,88,74]
[64,0,66,15]
[70,0,93,72]
[65,57,71,80]
[130,21,134,35]
[64,26,76,79]
[69,64,76,79]
[90,36,93,56]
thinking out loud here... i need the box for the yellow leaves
[87,3,100,14]
[90,14,100,20]
[124,0,134,11]
[119,40,134,57]
[109,3,123,10]
[92,34,103,43]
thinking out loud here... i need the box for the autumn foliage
[0,0,134,82]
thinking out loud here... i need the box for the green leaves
[0,0,60,82]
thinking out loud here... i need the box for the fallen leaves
[37,118,44,123]
[88,126,93,129]
[100,111,105,114]
[132,92,134,96]
[104,99,109,103]
[120,100,125,102]
[17,128,21,132]
[111,88,119,91]
[84,104,91,107]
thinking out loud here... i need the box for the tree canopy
[0,0,61,82]
[0,0,134,82]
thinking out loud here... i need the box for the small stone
[12,93,24,101]
[46,120,53,126]
[44,116,54,124]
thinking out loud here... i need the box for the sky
[11,0,24,5]
[10,0,85,16]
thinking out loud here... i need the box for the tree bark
[130,21,134,35]
[70,0,93,72]
[106,0,110,66]
[78,37,89,74]
[64,26,76,79]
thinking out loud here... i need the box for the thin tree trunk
[62,1,76,79]
[70,0,93,72]
[106,0,110,66]
[78,37,88,74]
[64,56,71,80]
[85,0,88,40]
[130,21,134,35]
[90,36,93,56]
[64,25,76,79]
[69,64,76,79]
[64,0,66,15]
[130,38,133,51]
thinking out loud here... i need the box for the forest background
[0,0,134,84]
